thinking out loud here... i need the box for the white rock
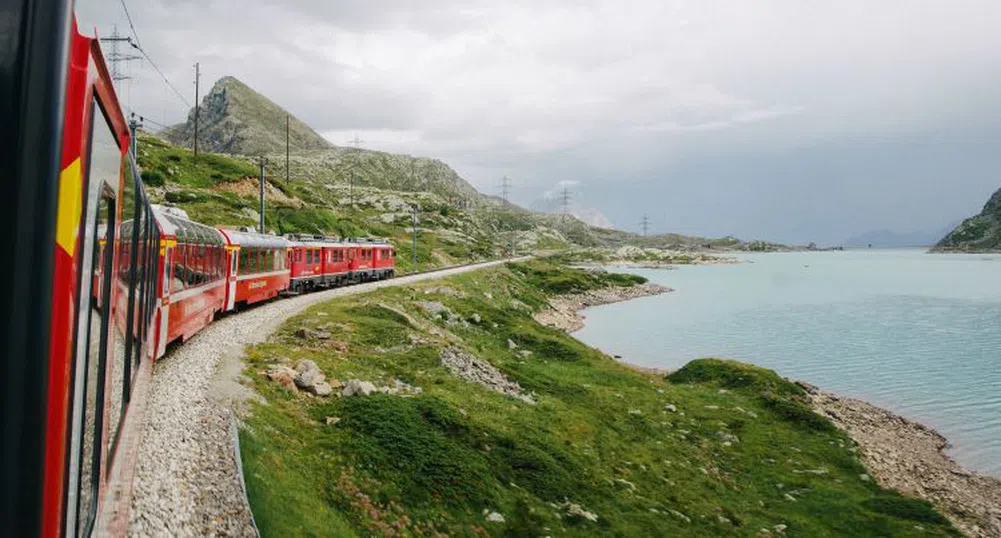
[485,511,505,523]
[342,379,377,397]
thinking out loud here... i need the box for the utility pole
[286,115,290,184]
[500,176,511,206]
[346,134,364,208]
[500,176,514,257]
[193,62,200,157]
[100,26,140,94]
[561,185,571,219]
[128,113,140,163]
[411,204,419,274]
[640,214,650,237]
[259,157,266,233]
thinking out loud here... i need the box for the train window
[237,249,246,275]
[171,246,182,292]
[73,194,114,537]
[67,101,121,536]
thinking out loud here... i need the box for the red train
[1,13,395,537]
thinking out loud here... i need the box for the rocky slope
[166,76,332,155]
[934,187,1001,252]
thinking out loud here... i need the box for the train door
[225,247,238,311]
[157,245,173,358]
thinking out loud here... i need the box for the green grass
[239,261,957,537]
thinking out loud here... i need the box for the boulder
[296,327,332,340]
[470,313,481,323]
[294,359,324,389]
[325,416,341,425]
[310,382,333,397]
[267,365,297,391]
[423,286,465,298]
[342,379,377,397]
[485,511,505,523]
[507,339,518,350]
[564,503,599,522]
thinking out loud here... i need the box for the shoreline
[537,281,1001,537]
[801,382,1001,537]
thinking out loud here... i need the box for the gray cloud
[76,0,1001,242]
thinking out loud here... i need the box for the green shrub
[334,395,496,508]
[668,359,804,398]
[141,169,166,187]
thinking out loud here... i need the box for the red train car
[151,207,228,358]
[218,229,291,310]
[286,234,329,293]
[347,238,396,282]
[2,13,161,537]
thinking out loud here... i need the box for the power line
[129,41,191,108]
[114,0,191,108]
[640,214,650,236]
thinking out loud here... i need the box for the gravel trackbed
[128,259,527,536]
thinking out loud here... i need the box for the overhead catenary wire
[116,0,192,108]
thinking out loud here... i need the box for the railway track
[121,257,530,536]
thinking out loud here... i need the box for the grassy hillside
[136,134,575,272]
[238,260,956,537]
[934,186,1001,252]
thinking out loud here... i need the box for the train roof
[151,205,225,245]
[218,228,291,249]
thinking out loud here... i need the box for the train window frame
[64,96,121,538]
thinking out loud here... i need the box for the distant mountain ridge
[528,197,615,229]
[844,222,960,248]
[933,187,1001,252]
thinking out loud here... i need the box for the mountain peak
[166,76,332,155]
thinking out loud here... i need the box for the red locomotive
[286,235,395,293]
[1,11,396,537]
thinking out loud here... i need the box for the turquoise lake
[573,249,1001,476]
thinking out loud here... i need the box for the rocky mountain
[933,187,1001,252]
[166,76,332,155]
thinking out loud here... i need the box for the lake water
[573,250,1001,476]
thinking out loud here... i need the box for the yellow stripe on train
[55,158,83,256]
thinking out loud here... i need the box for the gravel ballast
[128,259,528,536]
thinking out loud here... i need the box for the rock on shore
[534,282,671,333]
[802,382,1001,537]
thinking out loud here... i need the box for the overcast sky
[78,0,1001,243]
